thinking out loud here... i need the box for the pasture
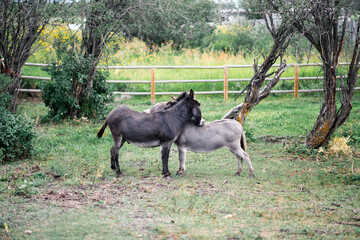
[1,93,360,239]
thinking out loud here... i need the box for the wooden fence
[20,63,360,104]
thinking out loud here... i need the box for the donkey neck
[164,99,192,125]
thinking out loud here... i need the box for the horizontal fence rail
[20,63,360,104]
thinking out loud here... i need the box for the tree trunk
[7,75,21,113]
[2,63,24,113]
[305,19,360,149]
[305,61,337,148]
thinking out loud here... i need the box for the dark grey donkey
[144,98,254,178]
[97,90,204,179]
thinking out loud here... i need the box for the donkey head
[187,89,204,126]
[144,90,204,126]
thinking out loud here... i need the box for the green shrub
[208,24,273,57]
[0,112,36,162]
[41,54,113,121]
[0,74,36,161]
[210,24,256,56]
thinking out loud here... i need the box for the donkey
[145,98,254,178]
[97,90,204,179]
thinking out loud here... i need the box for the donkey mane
[163,92,188,111]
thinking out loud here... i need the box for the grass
[22,38,359,94]
[1,94,360,239]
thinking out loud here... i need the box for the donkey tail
[97,121,108,138]
[240,130,247,152]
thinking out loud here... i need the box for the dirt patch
[33,182,129,209]
[31,176,228,210]
[32,177,170,209]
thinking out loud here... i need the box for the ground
[1,95,360,239]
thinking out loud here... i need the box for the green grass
[1,94,360,239]
[22,38,359,94]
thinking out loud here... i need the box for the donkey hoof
[249,174,254,178]
[165,175,172,181]
[234,171,241,176]
[176,171,185,177]
[115,170,123,178]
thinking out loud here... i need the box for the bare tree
[267,0,360,148]
[0,0,63,113]
[223,1,297,124]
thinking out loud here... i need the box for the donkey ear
[189,89,194,99]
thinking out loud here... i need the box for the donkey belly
[128,140,160,148]
[185,139,224,153]
[179,130,232,153]
[187,145,223,153]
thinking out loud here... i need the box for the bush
[210,24,256,56]
[41,54,113,121]
[0,74,36,162]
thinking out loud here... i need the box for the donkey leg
[233,148,254,178]
[160,142,172,179]
[176,146,187,176]
[110,147,116,169]
[230,149,243,176]
[111,136,125,177]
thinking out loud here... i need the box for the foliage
[129,0,219,49]
[0,112,36,162]
[207,23,273,56]
[0,74,36,162]
[41,53,113,121]
[241,0,265,20]
[209,24,254,55]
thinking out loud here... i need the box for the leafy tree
[127,0,220,49]
[40,0,142,119]
[41,53,113,120]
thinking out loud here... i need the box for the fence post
[151,67,155,104]
[224,65,228,101]
[294,64,299,99]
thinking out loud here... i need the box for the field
[1,93,360,239]
[22,38,360,95]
